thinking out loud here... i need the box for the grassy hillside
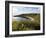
[12,14,40,31]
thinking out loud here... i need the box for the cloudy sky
[12,6,40,16]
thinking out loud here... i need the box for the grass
[12,14,40,31]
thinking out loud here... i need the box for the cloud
[13,6,40,16]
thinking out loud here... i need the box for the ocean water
[12,17,28,21]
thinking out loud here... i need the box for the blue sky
[13,6,40,16]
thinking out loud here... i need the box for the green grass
[12,14,40,31]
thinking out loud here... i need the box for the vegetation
[12,14,40,31]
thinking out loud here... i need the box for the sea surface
[12,17,28,21]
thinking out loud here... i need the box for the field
[12,14,40,31]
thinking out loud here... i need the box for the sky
[12,6,40,16]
